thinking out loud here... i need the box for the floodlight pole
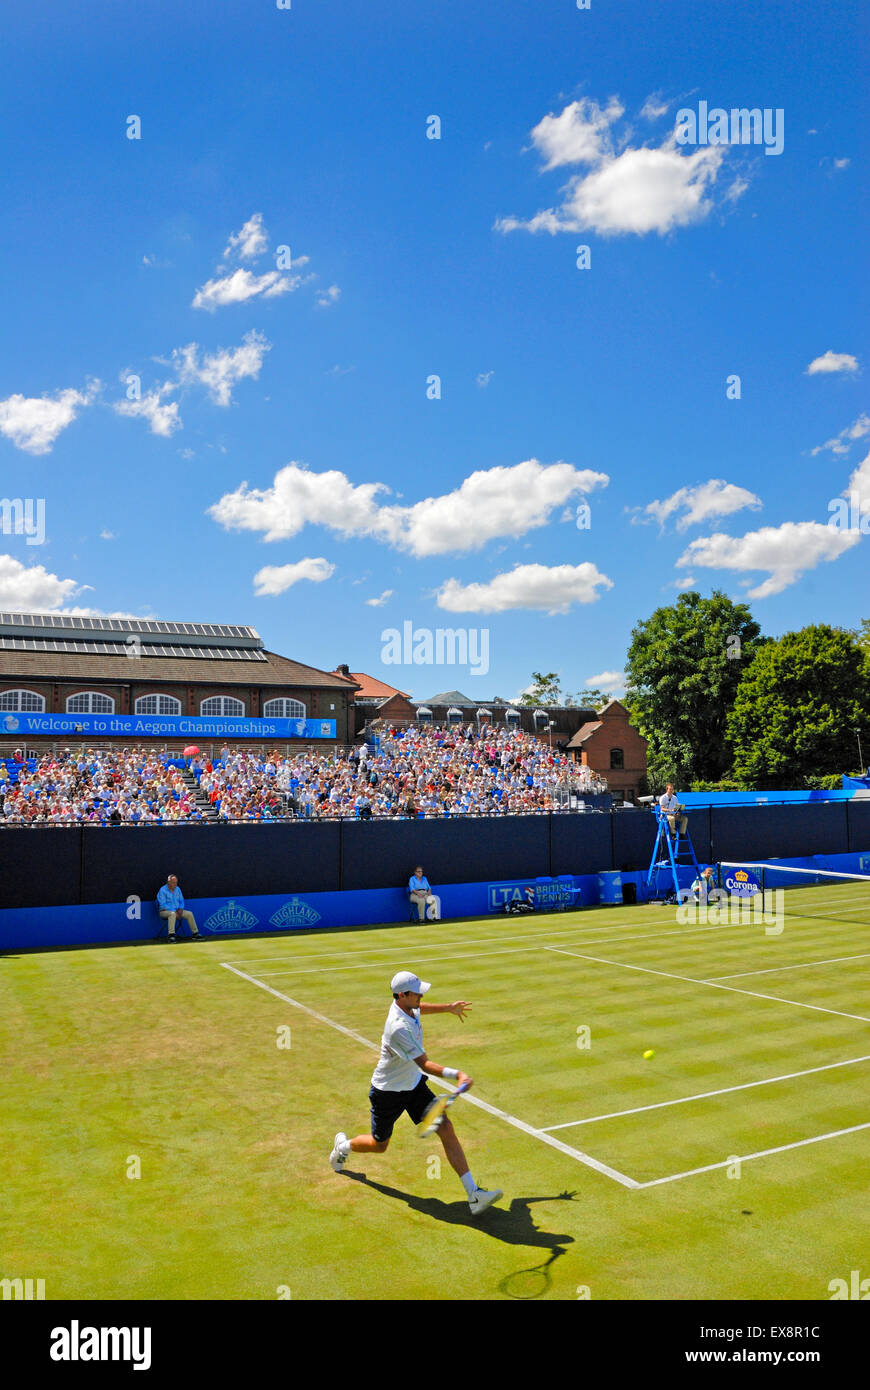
[857,728,865,775]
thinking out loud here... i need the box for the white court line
[218,903,781,968]
[219,916,649,967]
[540,1054,870,1131]
[220,899,870,971]
[257,944,548,978]
[544,946,870,1024]
[707,952,870,981]
[237,916,823,980]
[635,1122,870,1188]
[220,961,639,1189]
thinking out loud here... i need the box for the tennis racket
[416,1080,471,1137]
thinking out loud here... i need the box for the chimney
[336,663,351,678]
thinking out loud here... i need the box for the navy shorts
[369,1076,436,1142]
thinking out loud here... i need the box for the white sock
[460,1171,476,1196]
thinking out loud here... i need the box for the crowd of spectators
[0,724,609,825]
[0,747,203,824]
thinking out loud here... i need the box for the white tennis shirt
[371,1001,425,1092]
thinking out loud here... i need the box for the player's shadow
[345,1173,577,1298]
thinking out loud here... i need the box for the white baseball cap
[390,970,431,995]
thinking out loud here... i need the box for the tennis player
[329,970,502,1216]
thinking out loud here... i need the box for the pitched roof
[335,671,410,700]
[565,721,602,748]
[0,647,356,689]
[417,690,477,706]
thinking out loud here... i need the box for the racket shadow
[344,1172,577,1297]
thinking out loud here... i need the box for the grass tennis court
[3,883,869,1301]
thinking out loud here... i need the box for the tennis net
[717,861,870,927]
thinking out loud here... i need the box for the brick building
[332,665,417,736]
[564,699,648,802]
[0,613,358,751]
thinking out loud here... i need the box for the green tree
[519,673,607,709]
[564,687,607,710]
[519,671,562,706]
[727,624,870,787]
[624,590,764,789]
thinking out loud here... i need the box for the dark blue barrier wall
[79,822,341,904]
[847,800,870,853]
[710,802,849,865]
[340,814,551,889]
[1,803,868,914]
[550,812,612,876]
[3,826,82,908]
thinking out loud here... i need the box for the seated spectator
[407,865,440,921]
[156,874,204,941]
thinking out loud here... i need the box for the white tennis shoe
[468,1186,503,1216]
[330,1132,349,1173]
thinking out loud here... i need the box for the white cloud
[476,371,494,388]
[833,158,850,170]
[365,589,393,607]
[223,213,268,263]
[811,413,870,456]
[677,521,860,598]
[586,669,624,691]
[435,562,613,614]
[640,94,670,121]
[253,557,335,596]
[113,384,181,437]
[316,284,341,308]
[639,479,762,531]
[386,460,609,557]
[192,267,299,311]
[0,381,100,455]
[209,458,609,557]
[210,463,389,543]
[806,350,859,376]
[0,555,91,609]
[172,331,270,406]
[674,575,696,589]
[497,96,739,238]
[845,448,870,510]
[99,530,116,541]
[528,97,623,169]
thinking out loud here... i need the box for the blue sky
[0,0,866,701]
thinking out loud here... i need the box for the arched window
[135,694,183,716]
[0,689,45,712]
[263,698,306,718]
[67,692,115,714]
[610,747,624,769]
[201,696,245,717]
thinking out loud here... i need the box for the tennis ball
[643,1049,656,1060]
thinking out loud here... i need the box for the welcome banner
[1,712,337,740]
